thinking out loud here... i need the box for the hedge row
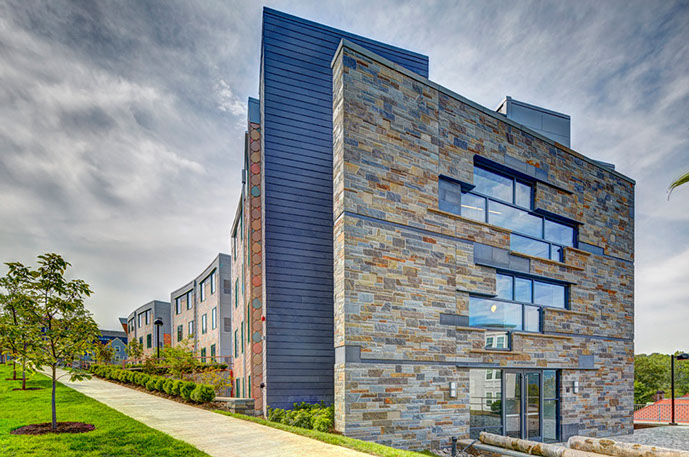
[267,402,334,432]
[124,363,228,375]
[90,365,215,403]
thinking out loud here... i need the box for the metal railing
[634,403,689,423]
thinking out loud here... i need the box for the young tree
[94,340,116,365]
[0,262,37,389]
[28,254,100,431]
[125,338,143,362]
[161,337,198,380]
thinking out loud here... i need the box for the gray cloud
[0,0,687,353]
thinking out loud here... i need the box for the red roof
[635,398,689,422]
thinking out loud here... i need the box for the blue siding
[261,7,429,410]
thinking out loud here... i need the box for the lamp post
[154,318,164,360]
[670,352,689,425]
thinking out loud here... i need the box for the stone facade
[332,41,634,450]
[170,254,232,363]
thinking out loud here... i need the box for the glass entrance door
[502,371,541,441]
[525,372,541,440]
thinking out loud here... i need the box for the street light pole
[670,353,689,425]
[154,318,164,360]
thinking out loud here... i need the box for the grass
[0,363,210,457]
[213,410,439,457]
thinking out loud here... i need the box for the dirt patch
[11,387,43,391]
[11,422,95,435]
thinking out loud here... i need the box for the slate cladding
[331,41,634,450]
[260,8,428,409]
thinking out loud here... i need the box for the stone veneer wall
[332,42,634,450]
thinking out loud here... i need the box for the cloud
[0,0,687,352]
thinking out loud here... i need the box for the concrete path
[55,370,369,457]
[611,425,689,450]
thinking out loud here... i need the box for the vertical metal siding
[261,8,429,409]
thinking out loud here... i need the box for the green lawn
[0,363,209,457]
[214,410,438,457]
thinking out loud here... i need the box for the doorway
[504,371,542,441]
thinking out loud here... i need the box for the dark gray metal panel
[473,243,531,273]
[261,8,429,410]
[439,313,470,327]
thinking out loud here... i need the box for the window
[188,320,194,337]
[234,279,238,308]
[139,336,143,346]
[470,369,503,438]
[210,344,216,363]
[200,279,206,302]
[439,167,575,262]
[234,330,238,358]
[201,314,207,334]
[146,334,152,349]
[145,309,151,325]
[175,297,182,315]
[186,290,193,309]
[212,307,217,330]
[200,347,206,364]
[138,314,142,328]
[210,271,216,295]
[177,325,183,342]
[241,323,244,354]
[543,370,560,443]
[470,273,567,339]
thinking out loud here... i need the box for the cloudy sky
[1,0,687,354]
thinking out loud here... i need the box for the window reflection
[469,298,522,330]
[511,234,550,259]
[462,193,486,222]
[474,167,513,202]
[470,369,503,438]
[489,201,542,238]
[545,220,574,247]
[534,282,565,308]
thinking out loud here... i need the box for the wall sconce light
[573,381,579,394]
[449,382,457,398]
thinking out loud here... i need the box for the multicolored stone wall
[332,42,634,450]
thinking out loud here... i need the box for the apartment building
[170,254,232,363]
[125,300,171,358]
[229,8,634,450]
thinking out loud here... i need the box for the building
[124,300,171,358]
[98,330,128,362]
[229,8,634,450]
[170,254,232,364]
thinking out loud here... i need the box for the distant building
[81,329,127,364]
[170,254,232,364]
[124,300,171,358]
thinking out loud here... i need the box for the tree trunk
[567,436,689,457]
[51,365,57,430]
[22,360,26,390]
[12,359,17,380]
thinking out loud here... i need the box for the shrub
[126,371,136,383]
[180,381,196,401]
[139,374,150,387]
[190,384,215,403]
[267,402,334,432]
[155,377,166,392]
[145,378,157,391]
[171,380,183,396]
[163,379,175,395]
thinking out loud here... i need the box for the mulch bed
[12,387,42,391]
[11,422,95,435]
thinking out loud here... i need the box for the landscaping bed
[0,364,210,456]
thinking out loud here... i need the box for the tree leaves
[668,170,689,199]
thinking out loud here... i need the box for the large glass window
[210,271,216,295]
[212,307,217,330]
[188,320,194,338]
[200,279,206,302]
[438,167,575,262]
[470,369,503,438]
[175,297,182,315]
[186,290,193,310]
[543,370,560,443]
[201,314,207,334]
[470,273,567,341]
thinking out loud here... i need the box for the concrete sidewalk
[55,370,369,457]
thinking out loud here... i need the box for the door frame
[501,369,543,442]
